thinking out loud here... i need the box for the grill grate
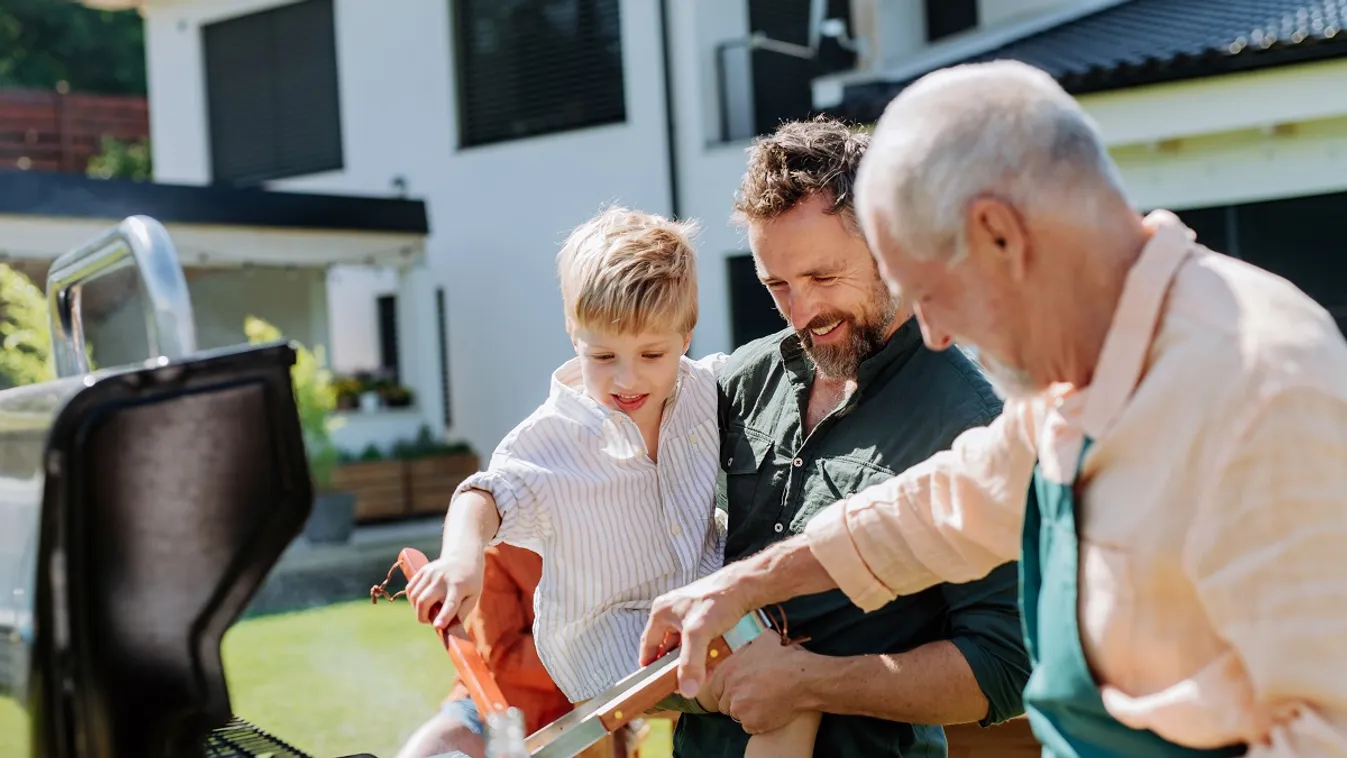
[202,716,313,758]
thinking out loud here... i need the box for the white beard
[961,344,1040,400]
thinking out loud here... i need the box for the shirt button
[690,433,698,445]
[774,523,784,533]
[670,522,683,538]
[792,457,803,467]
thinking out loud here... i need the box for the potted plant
[332,375,363,411]
[379,383,414,408]
[396,425,480,516]
[245,315,355,544]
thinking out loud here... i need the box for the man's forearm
[798,641,989,725]
[739,534,839,609]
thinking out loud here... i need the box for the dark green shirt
[673,320,1031,758]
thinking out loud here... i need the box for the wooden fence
[0,88,149,174]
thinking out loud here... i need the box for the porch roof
[0,171,429,268]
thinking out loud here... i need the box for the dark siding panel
[436,287,454,428]
[1236,193,1347,326]
[924,0,978,42]
[377,294,399,381]
[728,254,782,348]
[1172,206,1229,254]
[203,0,343,186]
[454,0,626,147]
[747,0,855,136]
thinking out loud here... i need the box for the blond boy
[407,207,818,756]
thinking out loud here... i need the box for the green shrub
[244,316,343,492]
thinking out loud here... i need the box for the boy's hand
[405,551,485,631]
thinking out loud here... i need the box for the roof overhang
[820,0,1347,125]
[0,172,428,268]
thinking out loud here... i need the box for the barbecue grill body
[0,342,315,758]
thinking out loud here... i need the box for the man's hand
[638,567,757,699]
[704,634,817,734]
[405,551,486,630]
[640,534,840,699]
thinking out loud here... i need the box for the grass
[0,599,456,758]
[0,598,677,757]
[220,598,456,757]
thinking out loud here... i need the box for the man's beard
[797,287,900,380]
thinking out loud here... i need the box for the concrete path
[245,516,444,617]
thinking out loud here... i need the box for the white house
[79,0,1347,463]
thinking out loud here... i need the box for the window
[745,0,856,138]
[1234,193,1347,336]
[453,0,626,147]
[924,0,978,42]
[727,254,783,348]
[377,294,399,382]
[435,287,454,427]
[202,0,344,186]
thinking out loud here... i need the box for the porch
[0,171,471,525]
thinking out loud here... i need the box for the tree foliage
[0,0,146,94]
[0,263,55,388]
[0,264,98,389]
[87,136,152,181]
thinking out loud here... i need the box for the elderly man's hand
[638,565,758,699]
[705,634,818,734]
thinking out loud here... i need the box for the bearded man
[668,117,1031,758]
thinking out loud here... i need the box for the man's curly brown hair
[732,115,870,232]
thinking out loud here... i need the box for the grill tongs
[390,547,771,758]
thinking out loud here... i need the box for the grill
[202,717,314,758]
[201,717,377,758]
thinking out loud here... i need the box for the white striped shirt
[454,353,729,703]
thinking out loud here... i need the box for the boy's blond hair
[556,206,700,336]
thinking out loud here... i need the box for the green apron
[1019,438,1247,757]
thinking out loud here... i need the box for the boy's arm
[440,488,502,558]
[453,449,553,553]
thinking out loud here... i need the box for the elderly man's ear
[967,197,1031,283]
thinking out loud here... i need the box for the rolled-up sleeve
[1184,385,1347,755]
[942,561,1032,726]
[804,399,1039,612]
[455,450,551,552]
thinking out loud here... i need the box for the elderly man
[640,60,1347,757]
[670,117,1030,758]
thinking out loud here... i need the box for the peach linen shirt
[805,210,1347,754]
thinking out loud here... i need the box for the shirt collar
[1074,209,1195,438]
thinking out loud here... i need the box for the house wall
[137,0,1347,460]
[142,0,677,455]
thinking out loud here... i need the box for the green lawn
[0,599,456,758]
[221,598,456,757]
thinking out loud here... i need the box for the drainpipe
[657,0,681,220]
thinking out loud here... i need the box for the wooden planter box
[407,452,480,516]
[333,459,409,523]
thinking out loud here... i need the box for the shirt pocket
[721,426,775,538]
[794,456,891,531]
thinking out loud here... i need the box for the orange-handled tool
[396,547,511,719]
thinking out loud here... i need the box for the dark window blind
[454,0,626,147]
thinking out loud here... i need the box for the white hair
[856,60,1129,264]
